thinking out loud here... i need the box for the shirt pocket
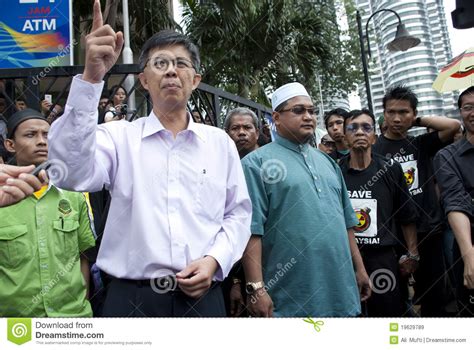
[193,170,225,221]
[0,224,30,269]
[53,219,80,264]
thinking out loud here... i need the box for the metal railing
[0,64,272,128]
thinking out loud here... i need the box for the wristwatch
[413,117,422,127]
[407,252,420,262]
[245,281,265,294]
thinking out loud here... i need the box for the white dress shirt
[48,75,252,280]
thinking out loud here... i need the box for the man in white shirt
[48,0,252,317]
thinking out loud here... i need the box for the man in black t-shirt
[340,109,419,317]
[373,86,460,316]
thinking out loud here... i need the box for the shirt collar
[142,111,206,142]
[274,133,309,153]
[458,137,474,156]
[32,181,60,200]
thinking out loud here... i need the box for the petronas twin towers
[355,0,458,119]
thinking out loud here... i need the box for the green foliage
[181,0,362,106]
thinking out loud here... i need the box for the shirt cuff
[67,75,104,113]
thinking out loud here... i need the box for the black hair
[323,108,350,129]
[344,109,376,132]
[382,85,418,111]
[138,30,201,72]
[458,86,474,109]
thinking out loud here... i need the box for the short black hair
[458,86,474,109]
[344,109,376,132]
[15,97,26,103]
[138,30,200,72]
[383,85,418,111]
[324,108,350,129]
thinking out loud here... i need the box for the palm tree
[180,0,362,105]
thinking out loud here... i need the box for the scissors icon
[303,317,324,332]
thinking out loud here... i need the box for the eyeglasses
[279,105,316,116]
[460,105,474,113]
[321,140,336,147]
[144,55,195,72]
[345,122,374,134]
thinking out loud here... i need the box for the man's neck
[349,148,372,170]
[384,130,407,140]
[239,145,259,159]
[153,107,189,138]
[336,141,348,152]
[467,132,474,145]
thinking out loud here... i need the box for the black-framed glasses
[460,105,474,113]
[346,122,374,134]
[279,105,316,116]
[145,55,195,72]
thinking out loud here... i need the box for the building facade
[355,0,459,119]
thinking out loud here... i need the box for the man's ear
[273,111,280,126]
[4,138,15,154]
[192,73,202,90]
[138,72,149,91]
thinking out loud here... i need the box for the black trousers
[360,246,403,317]
[101,278,226,317]
[453,238,474,317]
[414,232,450,316]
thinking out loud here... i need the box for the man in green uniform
[0,109,95,317]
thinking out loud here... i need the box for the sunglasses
[345,122,374,134]
[321,140,336,147]
[279,105,316,116]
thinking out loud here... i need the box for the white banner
[0,318,473,349]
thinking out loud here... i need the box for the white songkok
[271,82,310,111]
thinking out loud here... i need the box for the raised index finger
[91,0,103,32]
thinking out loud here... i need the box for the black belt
[113,276,221,294]
[120,275,179,292]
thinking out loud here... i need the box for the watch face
[245,284,254,294]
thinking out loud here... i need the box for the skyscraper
[355,0,459,119]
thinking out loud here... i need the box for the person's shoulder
[241,142,279,165]
[435,138,463,158]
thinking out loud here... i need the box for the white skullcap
[271,82,310,111]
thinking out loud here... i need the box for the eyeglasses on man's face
[460,104,474,113]
[144,55,195,72]
[279,105,316,116]
[345,122,375,134]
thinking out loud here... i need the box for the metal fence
[0,64,272,128]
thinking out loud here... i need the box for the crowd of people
[1,0,473,318]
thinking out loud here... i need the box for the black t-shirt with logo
[340,153,418,247]
[373,132,446,235]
